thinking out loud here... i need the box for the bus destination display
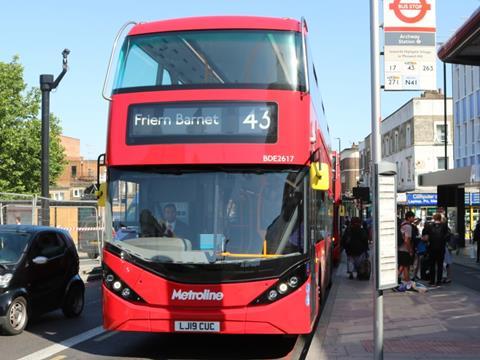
[127,102,277,144]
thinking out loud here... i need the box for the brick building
[339,144,360,197]
[51,136,104,200]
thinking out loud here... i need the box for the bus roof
[128,16,301,36]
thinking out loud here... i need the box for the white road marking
[93,331,118,342]
[17,326,105,360]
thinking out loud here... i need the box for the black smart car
[0,225,85,335]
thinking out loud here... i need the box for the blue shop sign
[465,192,480,205]
[406,193,437,206]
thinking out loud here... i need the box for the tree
[0,56,66,194]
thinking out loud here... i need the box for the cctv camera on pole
[40,49,70,226]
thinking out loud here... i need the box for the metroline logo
[171,289,224,301]
[389,0,431,24]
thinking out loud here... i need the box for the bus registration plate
[174,321,220,332]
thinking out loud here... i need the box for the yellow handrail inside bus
[219,252,283,259]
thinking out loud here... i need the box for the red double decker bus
[101,16,336,335]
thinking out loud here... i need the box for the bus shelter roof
[438,7,480,65]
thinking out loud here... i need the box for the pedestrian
[343,217,369,279]
[422,213,450,286]
[15,216,21,225]
[411,218,423,281]
[398,211,415,284]
[341,221,354,279]
[473,220,480,263]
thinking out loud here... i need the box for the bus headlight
[288,276,299,288]
[103,265,144,303]
[121,288,131,298]
[268,290,278,301]
[250,262,310,305]
[277,283,288,294]
[113,281,122,291]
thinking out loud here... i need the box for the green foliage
[0,56,66,194]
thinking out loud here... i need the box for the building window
[435,123,446,143]
[455,101,460,125]
[73,189,83,198]
[437,157,448,170]
[477,91,480,118]
[71,166,77,178]
[406,124,411,147]
[455,65,461,99]
[465,123,469,155]
[406,156,412,181]
[472,119,475,145]
[470,94,475,119]
[394,131,399,152]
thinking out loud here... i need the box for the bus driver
[162,203,192,241]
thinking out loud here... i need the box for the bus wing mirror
[310,162,329,191]
[96,183,107,207]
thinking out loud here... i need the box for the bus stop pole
[370,0,383,359]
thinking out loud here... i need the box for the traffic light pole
[39,49,70,226]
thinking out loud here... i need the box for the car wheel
[62,284,85,318]
[0,296,28,335]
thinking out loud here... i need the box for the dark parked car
[0,225,84,335]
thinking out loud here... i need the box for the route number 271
[243,110,271,130]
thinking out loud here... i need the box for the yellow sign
[96,183,107,207]
[310,162,330,191]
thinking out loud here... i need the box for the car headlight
[0,273,13,288]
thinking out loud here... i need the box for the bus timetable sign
[127,101,277,145]
[383,0,436,91]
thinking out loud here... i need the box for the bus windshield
[113,30,306,92]
[107,168,306,264]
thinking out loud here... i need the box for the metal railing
[0,192,104,258]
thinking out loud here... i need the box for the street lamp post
[39,49,70,226]
[335,137,342,155]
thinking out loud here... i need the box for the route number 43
[243,110,271,130]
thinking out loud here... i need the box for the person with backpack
[398,211,415,284]
[423,213,450,286]
[344,217,369,280]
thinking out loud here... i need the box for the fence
[0,192,104,258]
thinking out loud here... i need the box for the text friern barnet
[134,113,220,126]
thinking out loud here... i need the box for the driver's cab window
[31,232,66,259]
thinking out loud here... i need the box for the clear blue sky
[1,0,479,158]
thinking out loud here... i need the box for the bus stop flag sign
[383,0,436,91]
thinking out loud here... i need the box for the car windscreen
[0,231,30,264]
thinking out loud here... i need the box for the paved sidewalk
[306,256,480,359]
[79,252,101,282]
[452,244,479,270]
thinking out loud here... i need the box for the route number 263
[243,110,271,130]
